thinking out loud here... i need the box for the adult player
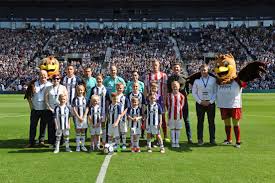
[61,65,84,113]
[144,59,169,141]
[103,65,126,95]
[125,70,145,95]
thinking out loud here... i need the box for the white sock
[147,138,151,148]
[55,140,60,150]
[131,135,134,148]
[65,137,70,148]
[102,128,106,143]
[115,136,120,146]
[108,136,112,144]
[170,129,175,144]
[81,133,86,147]
[121,133,126,145]
[76,133,81,147]
[97,136,101,148]
[175,130,180,144]
[136,135,140,148]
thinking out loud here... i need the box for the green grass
[0,94,275,183]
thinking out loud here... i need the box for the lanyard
[201,76,209,88]
[53,85,60,98]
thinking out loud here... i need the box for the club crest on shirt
[218,84,232,90]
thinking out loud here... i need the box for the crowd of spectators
[108,29,176,81]
[0,26,274,91]
[0,29,52,91]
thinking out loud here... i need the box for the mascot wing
[238,61,267,82]
[186,72,201,86]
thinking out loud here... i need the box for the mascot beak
[215,66,228,73]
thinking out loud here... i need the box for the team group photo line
[24,55,266,154]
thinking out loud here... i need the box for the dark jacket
[167,73,189,95]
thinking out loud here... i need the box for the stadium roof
[0,0,274,20]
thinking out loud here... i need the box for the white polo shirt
[32,80,52,110]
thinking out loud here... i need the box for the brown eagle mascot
[188,54,266,148]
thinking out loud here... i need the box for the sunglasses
[53,78,60,80]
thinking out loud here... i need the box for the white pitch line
[96,154,113,183]
[0,114,28,119]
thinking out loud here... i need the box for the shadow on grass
[8,148,53,153]
[0,139,29,149]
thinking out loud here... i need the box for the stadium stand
[0,26,274,91]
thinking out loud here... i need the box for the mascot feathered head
[214,53,237,85]
[39,56,59,79]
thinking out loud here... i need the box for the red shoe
[135,147,141,153]
[131,147,136,152]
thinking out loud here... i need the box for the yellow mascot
[24,56,60,99]
[39,56,60,79]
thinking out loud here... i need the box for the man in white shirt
[25,70,52,147]
[192,64,217,145]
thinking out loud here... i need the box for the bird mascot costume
[188,53,266,148]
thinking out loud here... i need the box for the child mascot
[188,53,266,148]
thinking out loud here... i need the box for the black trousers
[195,102,216,142]
[183,98,192,140]
[44,110,56,145]
[29,110,48,145]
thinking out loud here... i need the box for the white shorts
[130,127,141,135]
[119,120,128,133]
[146,125,160,135]
[56,129,70,137]
[90,126,102,135]
[74,117,88,129]
[168,119,183,129]
[108,124,120,137]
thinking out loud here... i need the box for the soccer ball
[103,143,114,154]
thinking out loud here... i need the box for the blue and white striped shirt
[108,104,121,125]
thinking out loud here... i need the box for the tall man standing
[167,62,193,144]
[61,65,84,111]
[125,70,145,95]
[192,64,217,145]
[103,65,126,142]
[144,59,168,141]
[25,70,52,147]
[103,65,126,95]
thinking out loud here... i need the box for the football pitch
[0,94,275,183]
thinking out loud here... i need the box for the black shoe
[25,144,35,148]
[210,140,217,145]
[188,139,193,144]
[198,139,204,146]
[39,141,45,146]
